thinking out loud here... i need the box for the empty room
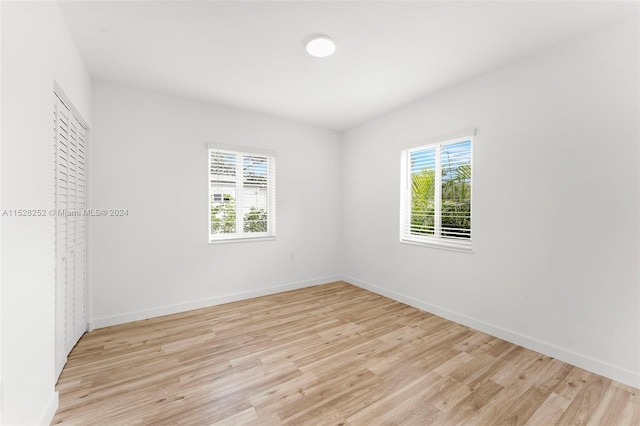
[1,0,639,424]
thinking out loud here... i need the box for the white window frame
[208,143,276,243]
[400,130,474,252]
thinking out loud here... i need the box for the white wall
[341,18,640,387]
[90,81,342,327]
[0,1,92,425]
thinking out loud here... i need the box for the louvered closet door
[54,93,87,379]
[72,114,87,342]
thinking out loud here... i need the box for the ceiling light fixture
[306,35,336,58]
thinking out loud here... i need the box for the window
[209,145,276,242]
[400,132,473,251]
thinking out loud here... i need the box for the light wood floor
[53,281,639,425]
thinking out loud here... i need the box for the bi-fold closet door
[54,92,88,379]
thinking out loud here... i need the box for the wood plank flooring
[53,281,640,425]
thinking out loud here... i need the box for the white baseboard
[90,276,342,329]
[342,275,640,389]
[37,391,59,426]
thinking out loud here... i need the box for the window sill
[209,236,276,245]
[400,238,473,253]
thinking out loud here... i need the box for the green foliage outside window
[411,169,436,235]
[210,195,236,234]
[411,163,471,238]
[243,207,267,233]
[210,195,268,234]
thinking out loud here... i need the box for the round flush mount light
[306,35,336,58]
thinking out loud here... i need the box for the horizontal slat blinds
[242,154,270,233]
[400,135,473,251]
[209,147,276,241]
[408,146,436,236]
[440,140,472,241]
[210,150,237,234]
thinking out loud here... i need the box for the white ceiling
[58,1,635,131]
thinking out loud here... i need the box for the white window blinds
[209,146,276,242]
[400,134,473,251]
